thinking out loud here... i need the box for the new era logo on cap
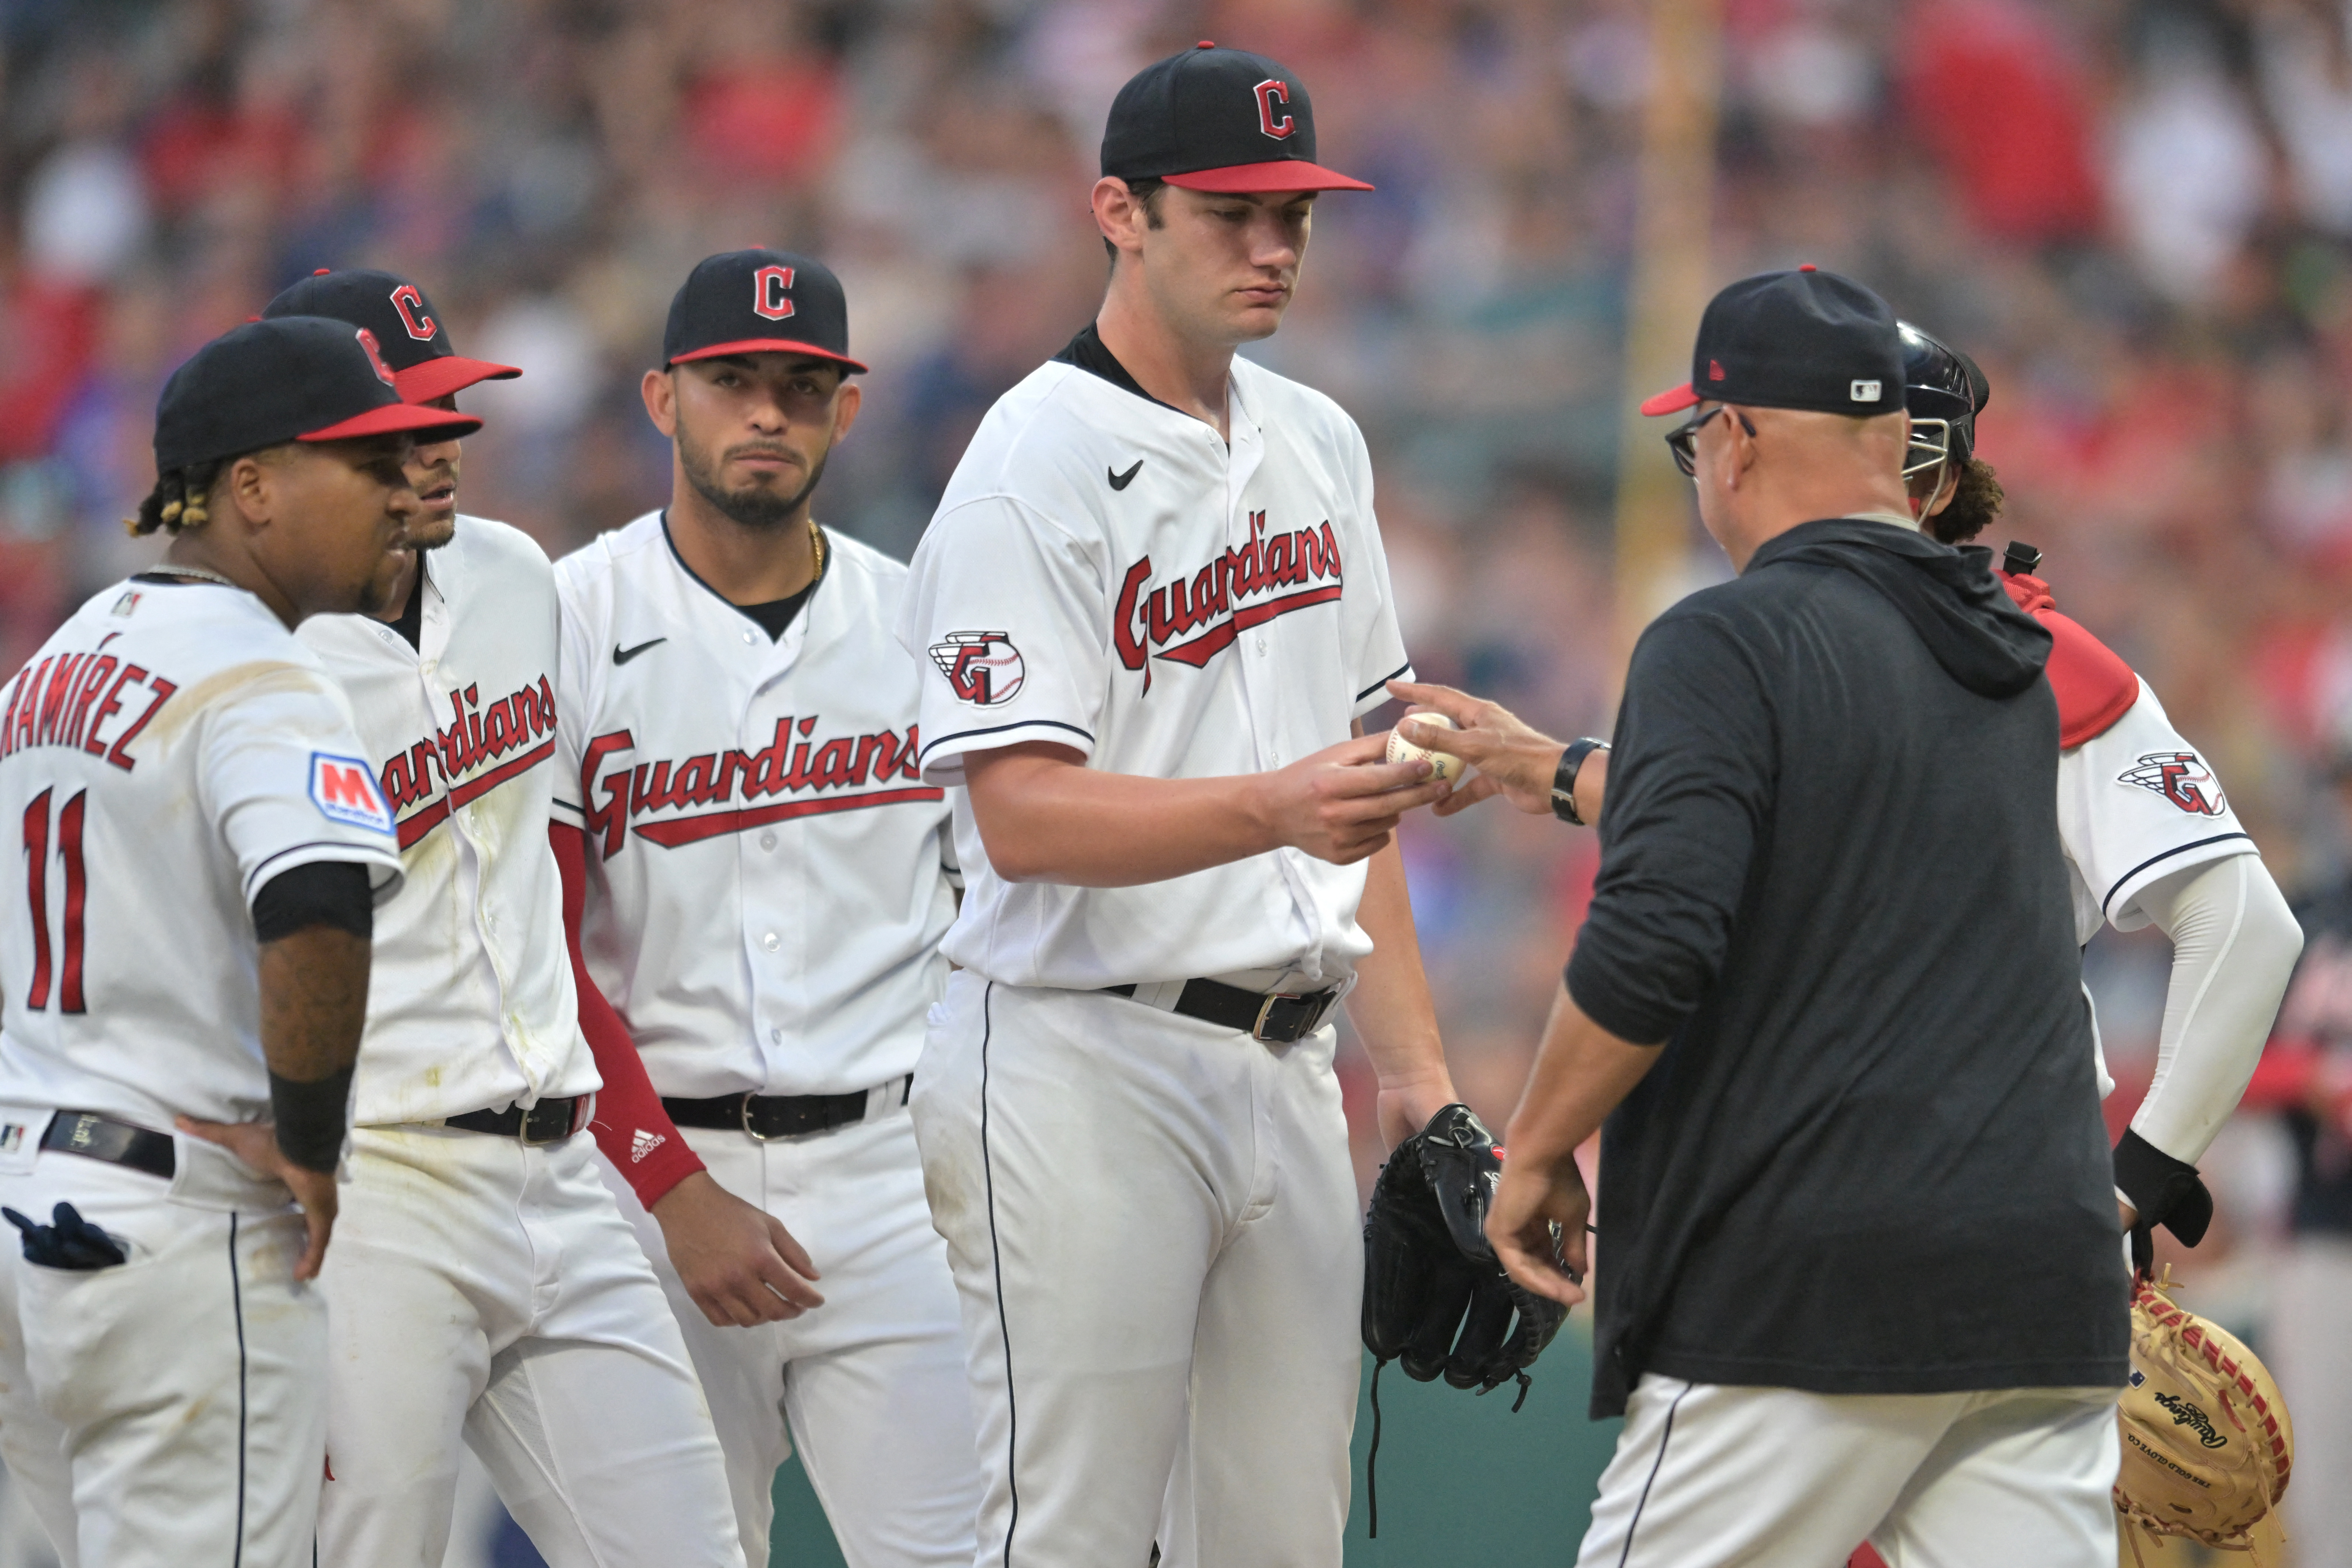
[1102,42,1373,194]
[664,249,867,373]
[263,268,521,404]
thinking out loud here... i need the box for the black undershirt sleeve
[251,861,374,943]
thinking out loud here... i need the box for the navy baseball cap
[1641,266,1906,419]
[154,316,483,474]
[663,250,867,374]
[263,268,520,404]
[1102,42,1373,194]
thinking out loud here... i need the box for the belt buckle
[1252,993,1304,1044]
[738,1093,779,1142]
[519,1100,569,1147]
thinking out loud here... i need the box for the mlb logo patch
[0,1124,23,1155]
[1849,379,1882,402]
[310,753,394,834]
[110,591,141,617]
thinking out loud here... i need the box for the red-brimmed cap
[155,317,483,473]
[264,269,520,403]
[302,400,482,445]
[394,354,523,404]
[1164,159,1374,194]
[1639,383,1703,417]
[664,251,867,373]
[668,337,868,373]
[1103,44,1374,195]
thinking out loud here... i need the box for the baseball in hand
[1386,713,1463,782]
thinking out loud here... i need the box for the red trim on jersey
[1998,569,2139,748]
[1150,582,1344,668]
[395,739,554,850]
[552,823,704,1209]
[631,784,945,848]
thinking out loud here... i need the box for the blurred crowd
[5,0,2352,1512]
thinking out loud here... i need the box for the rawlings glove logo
[2118,751,2227,816]
[2150,1391,2229,1450]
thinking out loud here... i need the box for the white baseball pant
[1576,1373,2121,1567]
[2272,1233,2352,1568]
[910,972,1362,1568]
[0,1132,325,1568]
[316,1125,742,1568]
[598,1102,982,1568]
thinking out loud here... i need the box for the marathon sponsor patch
[928,632,1026,706]
[2117,751,2227,816]
[310,752,396,834]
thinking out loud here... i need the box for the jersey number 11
[21,787,87,1014]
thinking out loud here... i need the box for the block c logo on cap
[389,284,439,342]
[753,265,797,321]
[355,327,399,387]
[1254,79,1295,140]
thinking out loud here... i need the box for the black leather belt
[663,1081,908,1142]
[42,1110,175,1179]
[1102,977,1344,1044]
[443,1096,584,1146]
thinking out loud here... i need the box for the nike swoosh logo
[1108,460,1143,491]
[614,638,667,665]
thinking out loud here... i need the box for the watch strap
[1552,737,1609,826]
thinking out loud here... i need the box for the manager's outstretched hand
[1388,680,1606,822]
[1488,1139,1592,1309]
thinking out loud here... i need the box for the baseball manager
[1486,268,2131,1566]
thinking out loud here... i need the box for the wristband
[1551,738,1609,826]
[270,1065,355,1174]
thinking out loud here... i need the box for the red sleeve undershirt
[551,822,704,1209]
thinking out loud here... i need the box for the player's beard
[680,430,829,531]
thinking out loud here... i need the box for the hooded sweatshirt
[1568,517,2128,1418]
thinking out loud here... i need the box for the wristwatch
[1551,738,1609,826]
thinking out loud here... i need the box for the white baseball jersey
[0,579,403,1129]
[896,347,1413,991]
[2057,677,2256,943]
[551,514,957,1098]
[298,516,597,1123]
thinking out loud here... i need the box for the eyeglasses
[1665,405,1756,478]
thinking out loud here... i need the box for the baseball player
[261,270,744,1568]
[897,44,1458,1568]
[548,250,982,1567]
[0,316,451,1565]
[1400,323,2305,1275]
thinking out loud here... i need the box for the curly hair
[124,460,226,538]
[1922,457,2007,546]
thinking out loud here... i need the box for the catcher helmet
[1898,320,1989,482]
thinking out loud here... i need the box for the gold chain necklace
[808,518,826,583]
[148,565,242,590]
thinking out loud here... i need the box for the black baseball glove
[1362,1103,1566,1404]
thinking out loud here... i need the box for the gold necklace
[808,518,826,583]
[149,565,242,590]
